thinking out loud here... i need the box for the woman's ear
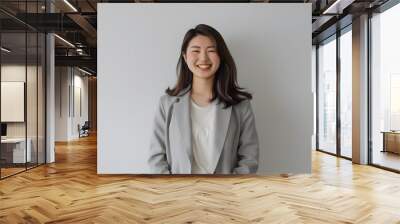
[182,52,187,63]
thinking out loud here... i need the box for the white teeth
[197,65,211,69]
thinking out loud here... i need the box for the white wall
[1,65,40,138]
[55,67,89,141]
[72,72,89,138]
[55,67,69,141]
[1,82,24,122]
[1,65,26,127]
[98,3,312,174]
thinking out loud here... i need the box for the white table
[1,138,32,163]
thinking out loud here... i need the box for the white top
[190,98,218,174]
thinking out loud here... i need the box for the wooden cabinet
[382,132,400,154]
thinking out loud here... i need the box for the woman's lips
[197,64,212,69]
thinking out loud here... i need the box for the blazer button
[176,98,180,103]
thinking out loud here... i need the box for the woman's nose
[199,51,209,61]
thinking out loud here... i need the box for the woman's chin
[193,72,215,80]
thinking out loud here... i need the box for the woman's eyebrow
[189,45,216,48]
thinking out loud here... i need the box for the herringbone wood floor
[1,134,400,223]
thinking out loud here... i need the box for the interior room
[0,0,399,223]
[0,30,46,178]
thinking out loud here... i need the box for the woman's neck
[191,76,214,106]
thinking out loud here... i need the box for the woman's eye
[192,50,200,53]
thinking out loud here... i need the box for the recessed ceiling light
[1,47,11,53]
[323,0,341,14]
[54,34,75,48]
[78,67,93,76]
[322,0,353,15]
[63,0,78,12]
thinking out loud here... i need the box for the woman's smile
[197,64,212,70]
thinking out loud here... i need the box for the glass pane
[1,32,27,178]
[0,1,46,178]
[318,37,337,154]
[312,46,317,150]
[38,32,45,165]
[371,3,400,171]
[340,29,352,158]
[27,31,38,169]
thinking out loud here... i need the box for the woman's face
[183,35,221,80]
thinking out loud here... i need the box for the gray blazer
[148,89,259,174]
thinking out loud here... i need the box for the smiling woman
[148,24,259,175]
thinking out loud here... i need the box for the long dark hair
[166,24,252,108]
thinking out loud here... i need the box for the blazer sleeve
[233,100,260,174]
[148,96,171,174]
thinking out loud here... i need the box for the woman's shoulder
[231,98,253,115]
[158,94,179,108]
[233,98,252,109]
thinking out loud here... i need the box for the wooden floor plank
[0,134,400,223]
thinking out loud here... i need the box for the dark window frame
[315,24,353,161]
[0,0,47,180]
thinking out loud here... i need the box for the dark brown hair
[166,24,252,108]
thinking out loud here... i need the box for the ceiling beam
[67,13,97,41]
[55,55,96,70]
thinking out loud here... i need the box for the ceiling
[0,0,392,75]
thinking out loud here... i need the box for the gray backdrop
[97,3,312,174]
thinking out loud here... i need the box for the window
[371,3,400,171]
[0,1,47,179]
[340,28,352,158]
[318,36,337,154]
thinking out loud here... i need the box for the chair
[79,121,90,138]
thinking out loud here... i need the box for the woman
[149,24,259,174]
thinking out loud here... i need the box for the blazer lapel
[172,87,232,174]
[173,90,193,172]
[211,101,232,173]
